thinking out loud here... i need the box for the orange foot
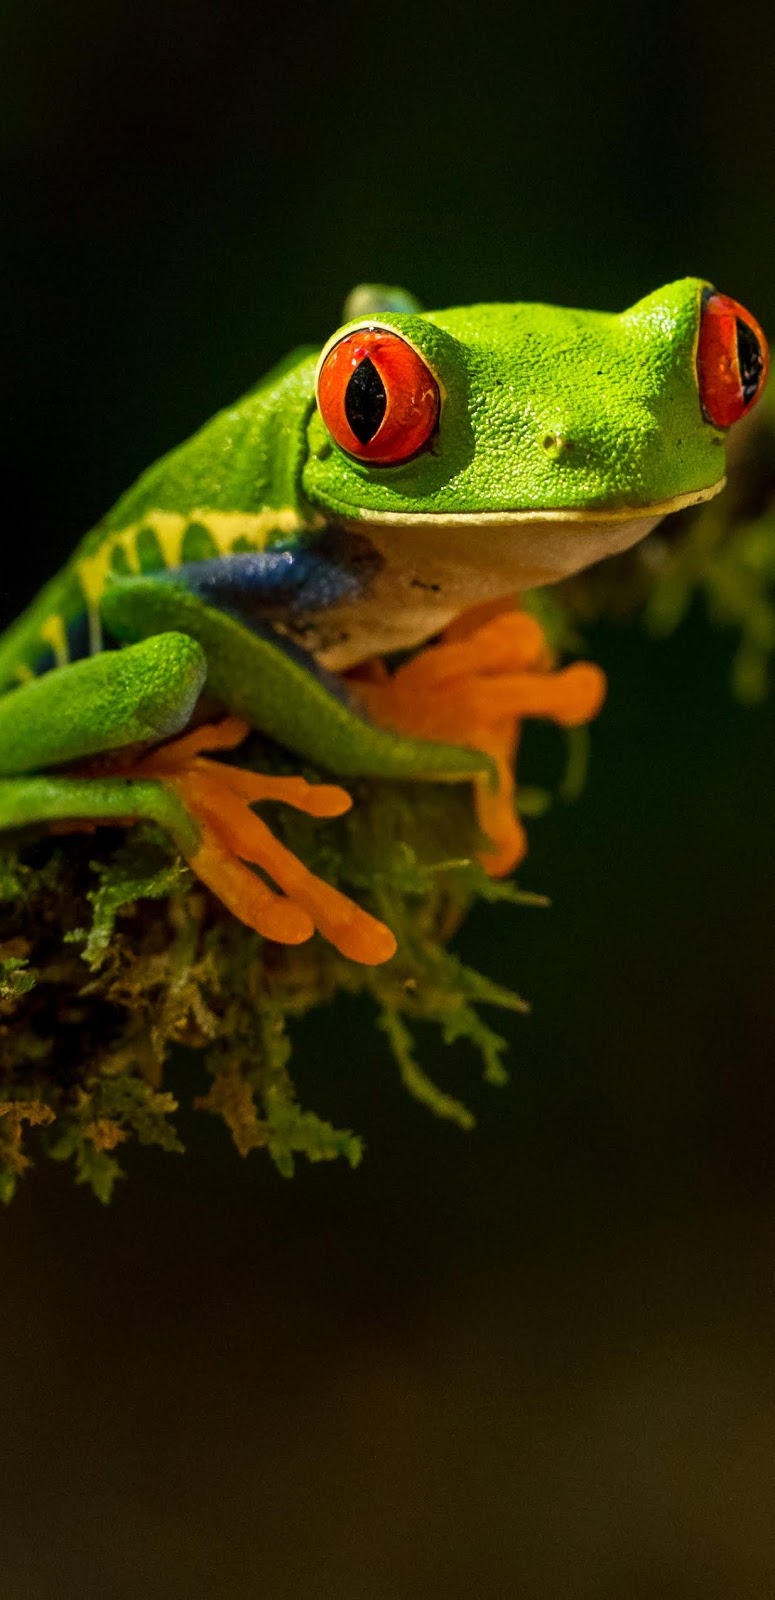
[124,718,397,966]
[347,598,607,877]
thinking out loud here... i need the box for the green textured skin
[0,279,739,850]
[304,279,725,516]
[0,635,206,775]
[0,775,199,855]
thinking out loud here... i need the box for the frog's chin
[302,478,725,671]
[336,479,725,590]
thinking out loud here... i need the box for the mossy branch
[0,766,537,1200]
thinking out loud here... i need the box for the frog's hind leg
[0,628,205,885]
[0,633,396,963]
[0,630,204,922]
[0,632,207,776]
[348,599,607,876]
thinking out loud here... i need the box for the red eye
[697,291,769,429]
[316,327,440,464]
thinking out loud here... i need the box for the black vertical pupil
[344,357,387,444]
[736,319,764,404]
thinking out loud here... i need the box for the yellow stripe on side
[14,663,34,684]
[76,515,178,617]
[75,506,312,636]
[39,614,69,669]
[200,507,305,547]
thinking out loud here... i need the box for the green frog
[0,280,765,962]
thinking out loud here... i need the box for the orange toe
[190,831,315,946]
[350,600,606,878]
[174,766,396,966]
[123,720,397,965]
[395,611,552,691]
[474,746,528,877]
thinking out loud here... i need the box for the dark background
[2,3,775,1595]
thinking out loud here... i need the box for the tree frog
[0,280,767,963]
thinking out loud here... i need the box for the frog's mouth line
[336,478,725,526]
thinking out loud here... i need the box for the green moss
[0,760,543,1201]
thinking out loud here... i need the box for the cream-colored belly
[289,482,723,672]
[308,509,660,671]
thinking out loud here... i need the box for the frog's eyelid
[315,319,440,387]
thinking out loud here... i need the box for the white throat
[290,484,724,672]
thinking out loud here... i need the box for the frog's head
[302,279,768,585]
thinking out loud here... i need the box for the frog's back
[0,347,320,689]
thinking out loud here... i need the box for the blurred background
[2,1,775,1594]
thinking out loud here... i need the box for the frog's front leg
[347,600,608,876]
[0,629,398,963]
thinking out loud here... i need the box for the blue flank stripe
[152,524,382,621]
[144,524,384,706]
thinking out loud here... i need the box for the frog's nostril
[540,431,570,460]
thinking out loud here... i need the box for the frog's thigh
[0,633,206,775]
[101,577,492,783]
